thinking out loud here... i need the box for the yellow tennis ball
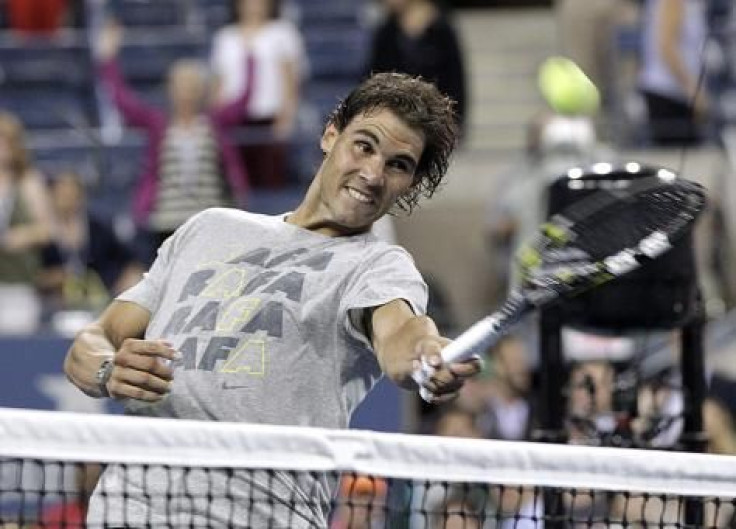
[537,56,600,116]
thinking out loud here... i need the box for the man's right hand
[107,339,179,401]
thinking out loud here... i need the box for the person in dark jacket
[367,0,468,139]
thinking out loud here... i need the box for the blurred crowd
[1,0,736,526]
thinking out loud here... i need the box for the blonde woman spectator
[0,112,52,333]
[96,22,255,258]
[210,0,307,188]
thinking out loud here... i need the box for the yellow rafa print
[201,268,248,299]
[217,298,261,332]
[220,338,267,375]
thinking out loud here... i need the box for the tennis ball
[537,56,600,116]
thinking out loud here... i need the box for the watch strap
[96,358,114,398]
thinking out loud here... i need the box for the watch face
[97,359,112,381]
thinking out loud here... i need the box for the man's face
[311,108,425,236]
[52,174,85,216]
[238,0,271,22]
[168,64,206,115]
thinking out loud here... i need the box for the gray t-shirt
[88,208,427,528]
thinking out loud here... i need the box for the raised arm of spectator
[96,21,163,129]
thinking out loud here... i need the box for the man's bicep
[96,300,151,348]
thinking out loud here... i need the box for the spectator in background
[0,112,52,333]
[35,463,102,529]
[96,21,255,261]
[432,492,484,529]
[703,372,736,526]
[638,0,709,146]
[6,0,69,36]
[367,0,468,139]
[210,0,307,189]
[331,475,388,529]
[566,360,617,443]
[459,336,533,441]
[704,371,736,455]
[410,405,483,529]
[38,171,144,314]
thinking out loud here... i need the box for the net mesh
[1,407,735,529]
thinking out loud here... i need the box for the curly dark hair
[326,72,459,214]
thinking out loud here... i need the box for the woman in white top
[210,0,307,188]
[638,0,708,146]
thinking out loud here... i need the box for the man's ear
[320,123,339,154]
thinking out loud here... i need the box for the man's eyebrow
[354,128,381,145]
[355,128,419,169]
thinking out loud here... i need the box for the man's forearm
[64,325,116,398]
[371,301,442,389]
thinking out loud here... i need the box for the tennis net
[1,406,735,528]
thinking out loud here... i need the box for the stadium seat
[117,40,207,83]
[291,0,363,26]
[32,143,97,178]
[191,0,231,29]
[110,0,184,27]
[0,88,93,129]
[304,28,369,80]
[303,80,355,121]
[0,44,89,87]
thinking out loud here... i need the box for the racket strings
[566,187,702,260]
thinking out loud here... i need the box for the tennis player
[64,72,481,528]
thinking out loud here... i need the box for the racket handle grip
[412,314,503,402]
[440,314,503,363]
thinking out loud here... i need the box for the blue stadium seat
[304,27,369,80]
[304,80,355,121]
[118,40,207,82]
[0,44,90,87]
[33,144,98,179]
[0,88,93,129]
[130,82,168,110]
[101,141,145,189]
[93,141,146,216]
[291,0,362,26]
[110,0,183,27]
[38,139,147,217]
[192,0,231,29]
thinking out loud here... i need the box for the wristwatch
[96,358,114,398]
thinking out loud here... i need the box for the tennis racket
[413,166,707,401]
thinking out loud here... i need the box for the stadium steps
[456,8,556,153]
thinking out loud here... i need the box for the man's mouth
[346,187,374,204]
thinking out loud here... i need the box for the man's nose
[360,155,385,185]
